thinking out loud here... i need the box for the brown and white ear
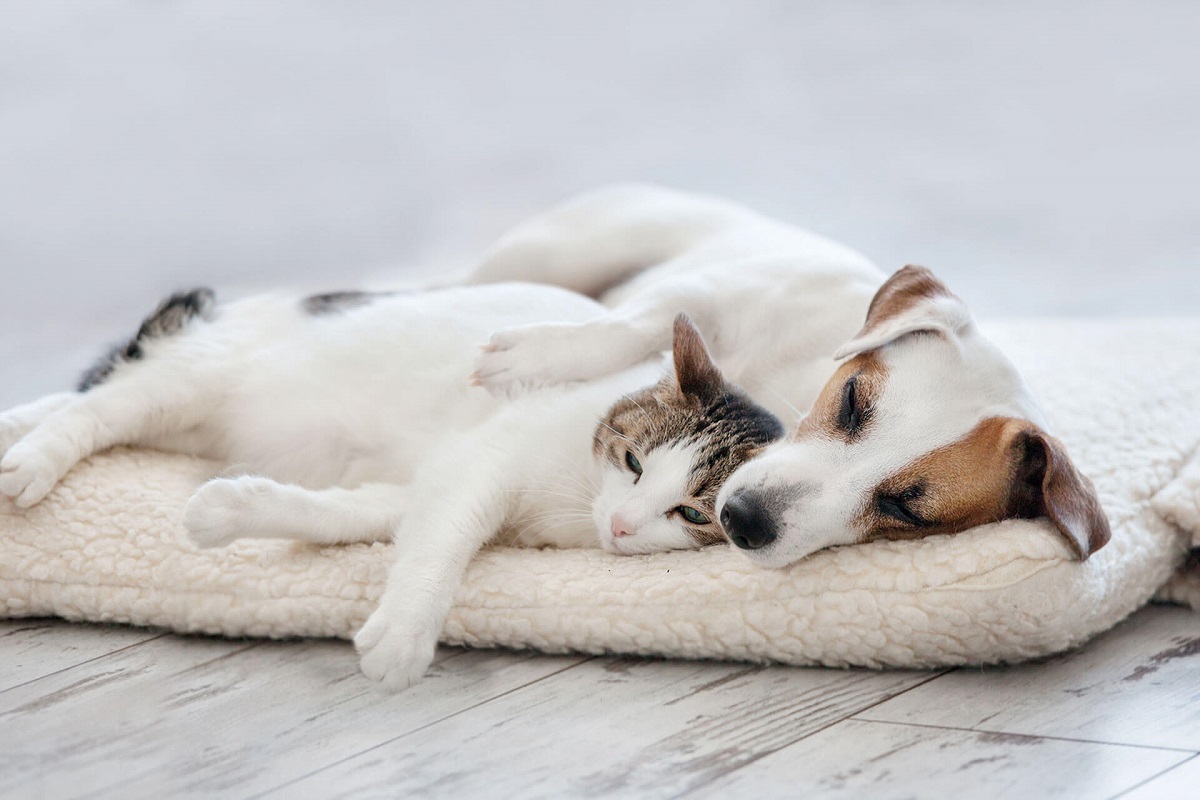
[672,313,723,402]
[833,265,973,360]
[1011,427,1112,560]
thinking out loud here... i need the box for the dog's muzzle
[719,489,778,550]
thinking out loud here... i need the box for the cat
[0,283,782,687]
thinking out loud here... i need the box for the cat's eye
[678,505,711,525]
[625,451,643,476]
[837,375,869,435]
[876,485,928,526]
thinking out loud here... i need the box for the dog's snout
[719,489,778,550]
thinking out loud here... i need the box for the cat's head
[591,315,785,554]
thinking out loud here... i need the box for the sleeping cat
[0,283,782,686]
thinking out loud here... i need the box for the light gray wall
[2,1,1197,407]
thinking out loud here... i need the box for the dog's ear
[834,265,972,360]
[1008,426,1112,560]
[672,313,722,402]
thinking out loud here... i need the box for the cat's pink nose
[610,514,635,538]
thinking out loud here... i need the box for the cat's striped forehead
[594,379,784,504]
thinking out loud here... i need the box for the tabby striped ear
[672,314,722,402]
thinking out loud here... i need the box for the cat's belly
[168,282,607,488]
[157,363,504,488]
[198,391,502,488]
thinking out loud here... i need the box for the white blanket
[2,318,1198,667]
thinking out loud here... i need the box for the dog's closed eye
[837,375,870,437]
[876,485,929,526]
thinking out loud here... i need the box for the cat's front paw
[471,320,644,393]
[354,599,441,691]
[183,477,272,548]
[0,440,65,508]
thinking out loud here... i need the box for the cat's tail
[78,288,216,391]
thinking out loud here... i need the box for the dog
[470,184,1111,569]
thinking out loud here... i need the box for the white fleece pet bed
[3,318,1199,668]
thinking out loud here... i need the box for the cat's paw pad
[354,602,440,691]
[183,477,274,548]
[0,441,63,508]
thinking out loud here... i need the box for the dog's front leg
[472,276,716,391]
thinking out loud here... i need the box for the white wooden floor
[1,603,1197,799]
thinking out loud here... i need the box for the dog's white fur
[469,184,1105,568]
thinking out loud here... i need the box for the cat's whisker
[763,383,804,424]
[596,419,635,446]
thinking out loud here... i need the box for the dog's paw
[183,477,274,548]
[0,440,65,508]
[354,600,441,691]
[471,321,642,393]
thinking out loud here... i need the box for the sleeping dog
[471,184,1111,569]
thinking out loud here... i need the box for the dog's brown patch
[794,352,888,441]
[859,265,955,336]
[862,416,1110,559]
[865,417,1025,541]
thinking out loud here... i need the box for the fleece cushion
[2,318,1199,668]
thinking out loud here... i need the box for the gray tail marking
[78,288,216,391]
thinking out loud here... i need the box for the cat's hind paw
[0,441,65,508]
[0,416,30,459]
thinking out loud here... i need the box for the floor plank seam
[1108,752,1200,800]
[848,716,1200,754]
[0,629,169,696]
[247,655,597,798]
[667,669,955,798]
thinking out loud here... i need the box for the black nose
[719,489,778,550]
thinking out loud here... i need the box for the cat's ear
[672,314,723,402]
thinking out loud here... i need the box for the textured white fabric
[2,319,1199,667]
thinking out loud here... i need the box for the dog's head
[716,265,1110,568]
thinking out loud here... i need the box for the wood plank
[0,619,164,693]
[266,657,940,798]
[0,634,257,799]
[0,635,586,800]
[689,719,1190,800]
[1117,754,1200,800]
[859,605,1200,750]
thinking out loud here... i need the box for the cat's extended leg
[1,289,216,507]
[0,369,212,508]
[0,393,77,456]
[184,476,409,548]
[354,442,513,691]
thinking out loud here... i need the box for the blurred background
[2,0,1197,408]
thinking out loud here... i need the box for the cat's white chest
[499,464,603,549]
